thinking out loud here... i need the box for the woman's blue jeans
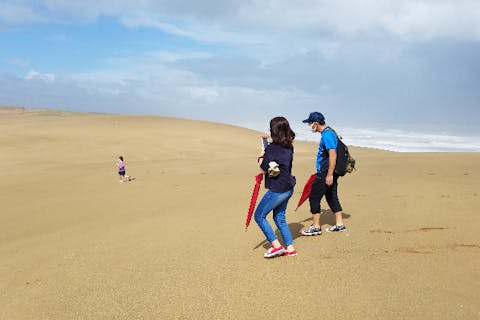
[254,189,294,246]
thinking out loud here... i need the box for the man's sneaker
[326,225,347,232]
[264,246,285,258]
[283,250,298,257]
[301,225,322,236]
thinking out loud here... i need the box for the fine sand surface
[1,107,479,319]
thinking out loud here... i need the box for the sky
[1,0,480,151]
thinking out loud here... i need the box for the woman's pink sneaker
[264,246,285,258]
[283,250,298,256]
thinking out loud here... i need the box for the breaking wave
[296,127,480,152]
[238,121,480,152]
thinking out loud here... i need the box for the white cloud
[0,2,45,26]
[25,70,56,83]
[188,86,220,104]
[121,16,194,38]
[8,57,30,67]
[4,1,480,41]
[243,0,480,41]
[380,0,480,41]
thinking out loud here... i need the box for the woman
[254,117,297,258]
[117,156,131,183]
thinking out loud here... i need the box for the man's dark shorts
[308,172,342,214]
[119,170,126,176]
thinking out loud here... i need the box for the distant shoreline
[2,106,479,153]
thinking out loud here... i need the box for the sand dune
[1,107,479,319]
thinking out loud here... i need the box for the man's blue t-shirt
[316,127,338,173]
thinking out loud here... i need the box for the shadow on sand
[253,210,351,250]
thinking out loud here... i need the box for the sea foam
[237,121,480,152]
[297,127,480,152]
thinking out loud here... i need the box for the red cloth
[245,173,263,230]
[295,173,317,211]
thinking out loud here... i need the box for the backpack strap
[321,127,337,159]
[323,127,342,140]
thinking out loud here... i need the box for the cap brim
[302,119,310,123]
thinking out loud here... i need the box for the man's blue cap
[302,112,325,123]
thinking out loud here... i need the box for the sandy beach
[1,107,479,319]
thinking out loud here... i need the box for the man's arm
[326,148,336,186]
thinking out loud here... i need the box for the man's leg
[302,174,326,236]
[326,175,346,232]
[312,213,321,229]
[334,211,344,226]
[309,173,327,228]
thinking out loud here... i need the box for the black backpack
[323,128,356,176]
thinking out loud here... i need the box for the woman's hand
[257,150,265,163]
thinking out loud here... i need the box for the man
[301,112,346,235]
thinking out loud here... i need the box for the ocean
[236,121,480,152]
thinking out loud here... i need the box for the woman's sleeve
[260,146,271,172]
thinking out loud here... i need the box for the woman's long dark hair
[270,117,295,148]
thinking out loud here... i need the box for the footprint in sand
[369,229,393,234]
[419,227,447,232]
[449,244,480,250]
[405,227,447,233]
[397,247,433,254]
[369,249,391,257]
